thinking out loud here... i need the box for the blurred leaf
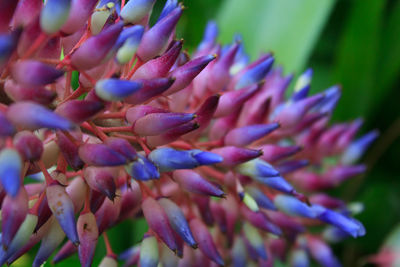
[217,0,335,73]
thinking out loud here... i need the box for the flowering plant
[0,0,377,266]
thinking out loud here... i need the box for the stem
[64,71,72,98]
[37,160,54,185]
[22,33,48,59]
[126,57,143,80]
[136,137,151,155]
[82,187,91,213]
[30,192,46,215]
[103,232,116,257]
[199,166,225,181]
[138,181,155,198]
[87,121,109,141]
[79,71,97,86]
[56,154,68,173]
[99,126,132,133]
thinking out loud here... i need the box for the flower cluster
[0,0,378,266]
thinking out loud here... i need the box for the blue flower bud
[126,154,160,181]
[341,130,379,165]
[274,195,316,218]
[40,0,71,34]
[0,148,22,196]
[157,0,179,22]
[236,158,280,178]
[95,78,143,101]
[235,56,274,89]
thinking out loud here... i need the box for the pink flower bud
[55,100,104,124]
[56,130,84,170]
[13,131,43,161]
[61,0,98,35]
[241,206,282,236]
[66,176,87,212]
[78,143,127,166]
[124,77,175,105]
[118,181,142,221]
[95,193,121,233]
[11,0,43,28]
[173,170,225,197]
[125,105,167,124]
[0,0,18,33]
[78,212,99,267]
[84,166,117,200]
[11,60,64,87]
[258,144,301,162]
[4,80,56,105]
[105,137,137,161]
[146,122,199,147]
[52,240,77,264]
[224,123,279,147]
[211,146,262,167]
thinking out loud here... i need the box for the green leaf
[216,0,335,73]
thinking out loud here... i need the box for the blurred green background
[18,0,400,266]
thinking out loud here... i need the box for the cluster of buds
[0,0,378,266]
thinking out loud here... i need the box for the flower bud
[157,0,179,22]
[79,143,127,166]
[236,158,280,178]
[116,25,144,64]
[139,235,159,267]
[142,197,178,253]
[126,154,160,181]
[84,166,117,200]
[242,222,267,260]
[137,6,182,61]
[276,159,309,174]
[225,123,279,147]
[95,78,143,101]
[234,55,274,90]
[13,131,43,162]
[125,105,167,124]
[0,1,18,33]
[4,80,56,105]
[211,146,262,167]
[241,206,282,236]
[232,236,247,267]
[34,195,52,232]
[40,0,71,34]
[56,130,84,170]
[0,111,15,137]
[125,77,175,105]
[119,245,140,266]
[12,60,64,87]
[121,0,156,24]
[215,84,259,117]
[190,218,224,266]
[118,180,142,221]
[158,198,197,248]
[46,182,79,245]
[0,148,22,196]
[258,176,296,194]
[274,195,316,218]
[55,100,104,124]
[95,192,121,233]
[160,242,179,267]
[258,144,301,162]
[105,137,137,161]
[0,30,20,68]
[71,22,123,70]
[78,212,99,267]
[146,122,199,147]
[341,130,378,165]
[52,241,77,264]
[7,102,74,131]
[61,0,99,35]
[245,186,276,211]
[134,112,195,136]
[307,236,341,267]
[173,170,225,197]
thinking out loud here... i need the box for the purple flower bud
[132,40,183,80]
[164,54,216,96]
[33,218,66,267]
[34,195,52,232]
[134,112,196,136]
[158,198,197,248]
[242,222,267,260]
[79,143,127,166]
[0,30,20,68]
[55,100,104,124]
[119,245,140,266]
[276,159,309,174]
[224,123,279,147]
[234,56,274,89]
[196,21,218,54]
[125,105,167,124]
[118,180,142,221]
[46,182,79,245]
[0,0,18,33]
[325,164,366,184]
[274,195,316,218]
[52,241,77,264]
[0,148,22,196]
[245,186,276,211]
[13,131,43,161]
[241,206,282,236]
[292,68,313,101]
[71,22,123,70]
[257,176,296,195]
[137,6,182,61]
[78,212,99,267]
[211,146,262,167]
[313,85,341,114]
[142,197,178,252]
[1,188,28,250]
[146,121,199,147]
[236,158,280,178]
[341,130,379,165]
[290,249,310,267]
[0,111,15,137]
[40,0,71,34]
[307,236,341,267]
[61,0,99,35]
[84,167,117,200]
[126,154,160,181]
[56,130,84,170]
[158,0,179,22]
[190,218,224,266]
[258,144,301,162]
[173,170,225,197]
[121,0,156,24]
[11,0,42,28]
[95,193,121,233]
[215,84,259,117]
[12,60,64,87]
[105,137,137,161]
[125,77,175,105]
[4,80,56,105]
[7,102,74,130]
[116,25,144,64]
[139,235,159,267]
[95,78,143,101]
[115,25,144,49]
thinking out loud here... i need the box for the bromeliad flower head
[0,0,378,266]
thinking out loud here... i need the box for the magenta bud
[90,188,106,214]
[164,54,216,96]
[70,22,123,70]
[125,77,175,105]
[56,130,84,170]
[0,111,15,137]
[95,193,121,233]
[211,146,262,167]
[46,182,79,245]
[84,167,117,200]
[11,0,42,28]
[13,131,43,161]
[133,112,196,136]
[137,6,183,61]
[0,0,18,33]
[325,164,366,184]
[258,144,301,162]
[224,123,279,147]
[7,102,75,130]
[1,188,28,250]
[190,218,224,266]
[40,0,71,34]
[192,195,214,226]
[142,197,178,253]
[78,212,99,267]
[61,0,99,35]
[173,170,225,197]
[132,40,183,80]
[208,43,240,92]
[146,122,199,147]
[52,241,77,264]
[307,236,341,267]
[0,148,23,197]
[210,201,227,234]
[214,84,259,117]
[79,144,127,166]
[4,80,56,105]
[241,206,282,236]
[34,195,53,232]
[276,159,309,174]
[55,100,104,124]
[105,137,137,161]
[208,110,239,141]
[125,105,167,124]
[11,60,64,87]
[118,181,142,221]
